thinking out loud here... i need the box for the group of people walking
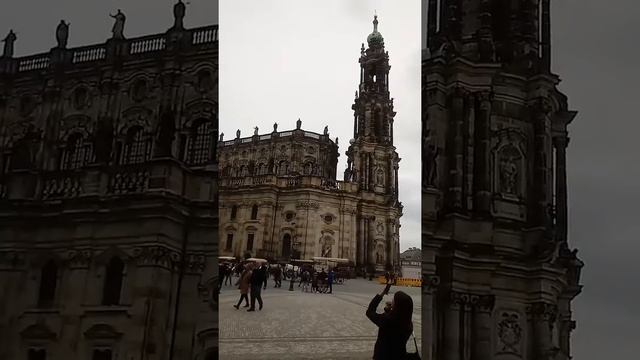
[232,262,268,311]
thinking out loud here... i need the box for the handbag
[405,332,421,360]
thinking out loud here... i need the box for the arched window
[188,120,213,165]
[61,133,90,170]
[250,204,258,220]
[38,260,57,307]
[102,257,124,305]
[123,126,149,164]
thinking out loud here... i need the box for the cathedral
[422,1,583,359]
[0,2,218,360]
[218,15,403,274]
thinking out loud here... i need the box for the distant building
[400,247,420,279]
[0,2,218,359]
[218,16,403,274]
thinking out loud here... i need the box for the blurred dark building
[0,2,218,359]
[423,1,583,359]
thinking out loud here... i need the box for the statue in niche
[376,168,384,185]
[94,117,114,163]
[344,167,352,182]
[154,110,175,157]
[2,30,16,58]
[197,71,214,92]
[110,9,126,40]
[423,129,439,187]
[499,146,520,195]
[268,158,275,173]
[322,243,332,258]
[55,20,69,49]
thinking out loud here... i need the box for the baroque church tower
[345,15,402,273]
[423,1,583,359]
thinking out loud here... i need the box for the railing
[218,129,334,147]
[130,35,166,55]
[6,25,219,74]
[18,54,50,72]
[192,26,218,45]
[41,172,84,199]
[107,167,149,195]
[72,45,107,64]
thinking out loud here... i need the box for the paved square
[219,277,422,360]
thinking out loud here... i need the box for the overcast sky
[220,0,421,252]
[0,0,217,57]
[552,1,640,358]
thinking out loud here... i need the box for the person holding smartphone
[366,281,414,359]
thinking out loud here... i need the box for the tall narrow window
[246,234,254,251]
[250,204,258,220]
[226,234,233,251]
[102,257,124,305]
[38,260,57,307]
[28,349,47,360]
[61,133,89,170]
[188,120,213,165]
[123,126,148,164]
[230,205,237,220]
[92,349,112,360]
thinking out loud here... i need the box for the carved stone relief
[496,311,523,356]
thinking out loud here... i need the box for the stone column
[553,136,569,241]
[422,275,440,360]
[473,91,492,215]
[528,302,557,360]
[448,87,466,211]
[472,295,494,360]
[532,99,552,225]
[444,292,462,360]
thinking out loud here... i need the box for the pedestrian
[327,268,335,294]
[311,271,318,293]
[225,264,233,286]
[233,263,252,309]
[247,262,267,311]
[218,263,225,291]
[366,282,414,360]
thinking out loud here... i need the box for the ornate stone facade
[423,1,583,359]
[218,16,403,274]
[0,2,218,360]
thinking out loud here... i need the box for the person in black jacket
[247,262,268,311]
[366,283,414,360]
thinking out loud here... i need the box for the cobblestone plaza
[219,278,421,359]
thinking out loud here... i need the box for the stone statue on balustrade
[110,9,126,40]
[236,129,241,139]
[273,123,278,132]
[56,20,69,49]
[296,118,301,130]
[219,133,224,141]
[323,126,328,135]
[173,0,186,30]
[254,126,259,136]
[2,30,16,58]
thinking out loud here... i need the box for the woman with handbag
[366,282,419,359]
